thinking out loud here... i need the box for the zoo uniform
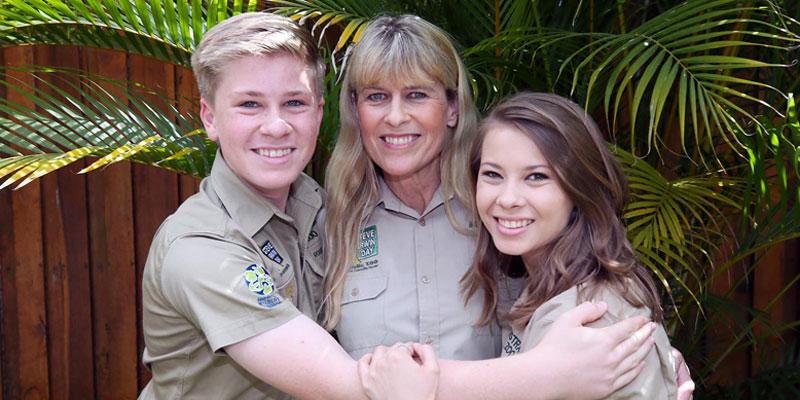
[500,284,677,399]
[335,178,501,360]
[139,152,324,400]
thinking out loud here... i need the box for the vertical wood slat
[128,53,179,391]
[82,48,139,399]
[35,45,96,400]
[0,46,50,400]
[176,65,201,202]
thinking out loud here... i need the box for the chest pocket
[336,273,389,354]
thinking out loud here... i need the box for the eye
[285,99,307,107]
[479,169,502,179]
[408,91,428,100]
[239,100,259,108]
[364,92,387,102]
[527,172,549,181]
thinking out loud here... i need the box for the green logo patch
[243,264,274,296]
[358,225,378,260]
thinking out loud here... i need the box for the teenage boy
[139,11,657,400]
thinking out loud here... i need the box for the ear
[200,98,218,141]
[316,97,325,126]
[446,98,459,128]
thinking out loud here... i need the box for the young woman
[462,92,677,398]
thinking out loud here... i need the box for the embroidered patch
[503,331,522,356]
[261,240,284,264]
[257,294,283,308]
[243,264,275,296]
[358,225,378,260]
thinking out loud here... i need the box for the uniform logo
[503,331,521,356]
[243,264,275,296]
[261,240,284,264]
[243,264,283,309]
[358,225,378,260]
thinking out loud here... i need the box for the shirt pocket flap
[341,274,388,305]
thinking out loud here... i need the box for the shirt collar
[209,150,322,237]
[376,176,446,218]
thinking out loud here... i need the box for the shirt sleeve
[159,234,302,352]
[521,286,677,399]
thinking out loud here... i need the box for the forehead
[215,54,316,95]
[481,123,548,163]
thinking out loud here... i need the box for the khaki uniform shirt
[139,152,325,400]
[501,285,677,399]
[336,179,501,360]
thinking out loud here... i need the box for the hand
[358,343,440,400]
[531,301,656,399]
[672,348,695,400]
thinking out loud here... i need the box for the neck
[383,163,441,215]
[256,187,290,213]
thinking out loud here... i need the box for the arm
[360,301,654,400]
[226,314,369,400]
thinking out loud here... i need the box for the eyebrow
[480,161,551,170]
[232,89,312,97]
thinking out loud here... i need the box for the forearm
[436,347,562,400]
[226,315,368,400]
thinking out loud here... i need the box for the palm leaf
[0,0,260,66]
[0,67,213,189]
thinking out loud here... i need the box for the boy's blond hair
[191,12,325,102]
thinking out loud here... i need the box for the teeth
[383,136,416,145]
[256,148,292,158]
[498,219,533,229]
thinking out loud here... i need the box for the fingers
[612,360,646,392]
[672,348,695,400]
[606,317,652,347]
[358,353,372,383]
[562,301,609,325]
[411,343,439,372]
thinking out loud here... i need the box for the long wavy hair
[461,92,663,330]
[322,15,479,330]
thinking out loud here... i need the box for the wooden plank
[128,53,178,391]
[35,45,96,400]
[0,46,50,400]
[82,47,138,399]
[175,65,202,201]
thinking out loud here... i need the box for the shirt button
[424,337,433,344]
[418,217,426,226]
[421,275,430,284]
[351,287,359,297]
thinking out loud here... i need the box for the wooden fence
[1,45,798,399]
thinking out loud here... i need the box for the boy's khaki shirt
[139,152,324,399]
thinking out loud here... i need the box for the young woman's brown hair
[461,92,663,330]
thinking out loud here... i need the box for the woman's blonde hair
[322,15,479,329]
[461,92,663,330]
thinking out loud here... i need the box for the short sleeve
[159,235,301,352]
[520,286,677,399]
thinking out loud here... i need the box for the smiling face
[475,122,574,265]
[355,78,458,185]
[200,53,323,208]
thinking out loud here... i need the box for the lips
[254,148,294,158]
[381,134,420,146]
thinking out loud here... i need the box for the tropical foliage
[1,0,799,396]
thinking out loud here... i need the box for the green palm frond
[616,147,742,311]
[471,0,799,161]
[0,67,213,189]
[271,0,381,54]
[0,0,259,66]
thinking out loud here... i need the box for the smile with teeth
[255,148,293,158]
[382,135,419,145]
[497,218,533,229]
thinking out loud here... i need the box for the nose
[385,98,410,126]
[259,109,291,137]
[496,181,523,209]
